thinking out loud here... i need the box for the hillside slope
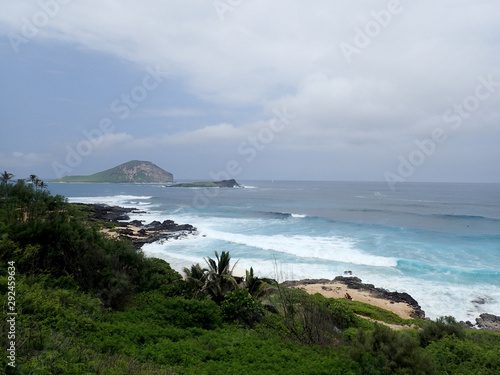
[51,160,173,183]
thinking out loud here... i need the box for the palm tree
[1,171,14,183]
[34,178,42,190]
[183,263,207,298]
[29,175,45,191]
[203,251,238,304]
[245,267,270,299]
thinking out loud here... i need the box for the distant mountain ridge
[51,160,173,183]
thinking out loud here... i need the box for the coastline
[283,277,425,321]
[79,202,500,332]
[282,278,500,332]
[75,203,197,249]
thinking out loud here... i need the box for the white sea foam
[56,181,500,324]
[68,195,153,208]
[142,241,205,265]
[141,213,500,322]
[363,274,500,322]
[148,243,499,322]
[201,229,397,268]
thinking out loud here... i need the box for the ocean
[48,180,500,322]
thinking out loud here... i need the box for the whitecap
[201,229,397,268]
[67,195,152,208]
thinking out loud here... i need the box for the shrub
[426,330,500,374]
[132,292,223,330]
[139,257,182,294]
[267,287,356,346]
[350,324,436,374]
[419,316,465,348]
[221,288,265,327]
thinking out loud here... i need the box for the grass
[336,299,420,327]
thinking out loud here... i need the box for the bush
[419,316,465,348]
[221,288,265,327]
[267,287,356,346]
[350,324,436,374]
[139,257,182,294]
[426,330,500,374]
[131,292,223,330]
[0,180,169,309]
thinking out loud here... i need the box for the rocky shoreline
[283,276,425,319]
[76,203,500,332]
[75,203,197,249]
[283,277,500,331]
[465,313,500,333]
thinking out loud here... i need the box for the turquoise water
[48,181,500,321]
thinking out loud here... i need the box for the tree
[1,171,14,183]
[244,267,271,299]
[183,263,208,298]
[29,175,45,191]
[203,251,238,304]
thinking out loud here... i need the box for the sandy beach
[284,278,422,321]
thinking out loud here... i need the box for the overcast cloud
[1,0,499,184]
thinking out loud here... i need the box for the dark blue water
[48,181,500,320]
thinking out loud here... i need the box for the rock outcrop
[475,313,500,332]
[213,179,241,188]
[79,203,196,248]
[168,179,241,188]
[283,276,425,319]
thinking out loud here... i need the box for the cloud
[163,123,247,145]
[122,123,247,150]
[1,0,500,181]
[140,108,206,118]
[4,1,500,111]
[0,151,52,170]
[94,132,133,151]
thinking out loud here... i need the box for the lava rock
[476,313,500,332]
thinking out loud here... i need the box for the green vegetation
[1,175,499,374]
[337,299,417,327]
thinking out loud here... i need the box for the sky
[0,0,499,186]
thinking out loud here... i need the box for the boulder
[476,313,500,332]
